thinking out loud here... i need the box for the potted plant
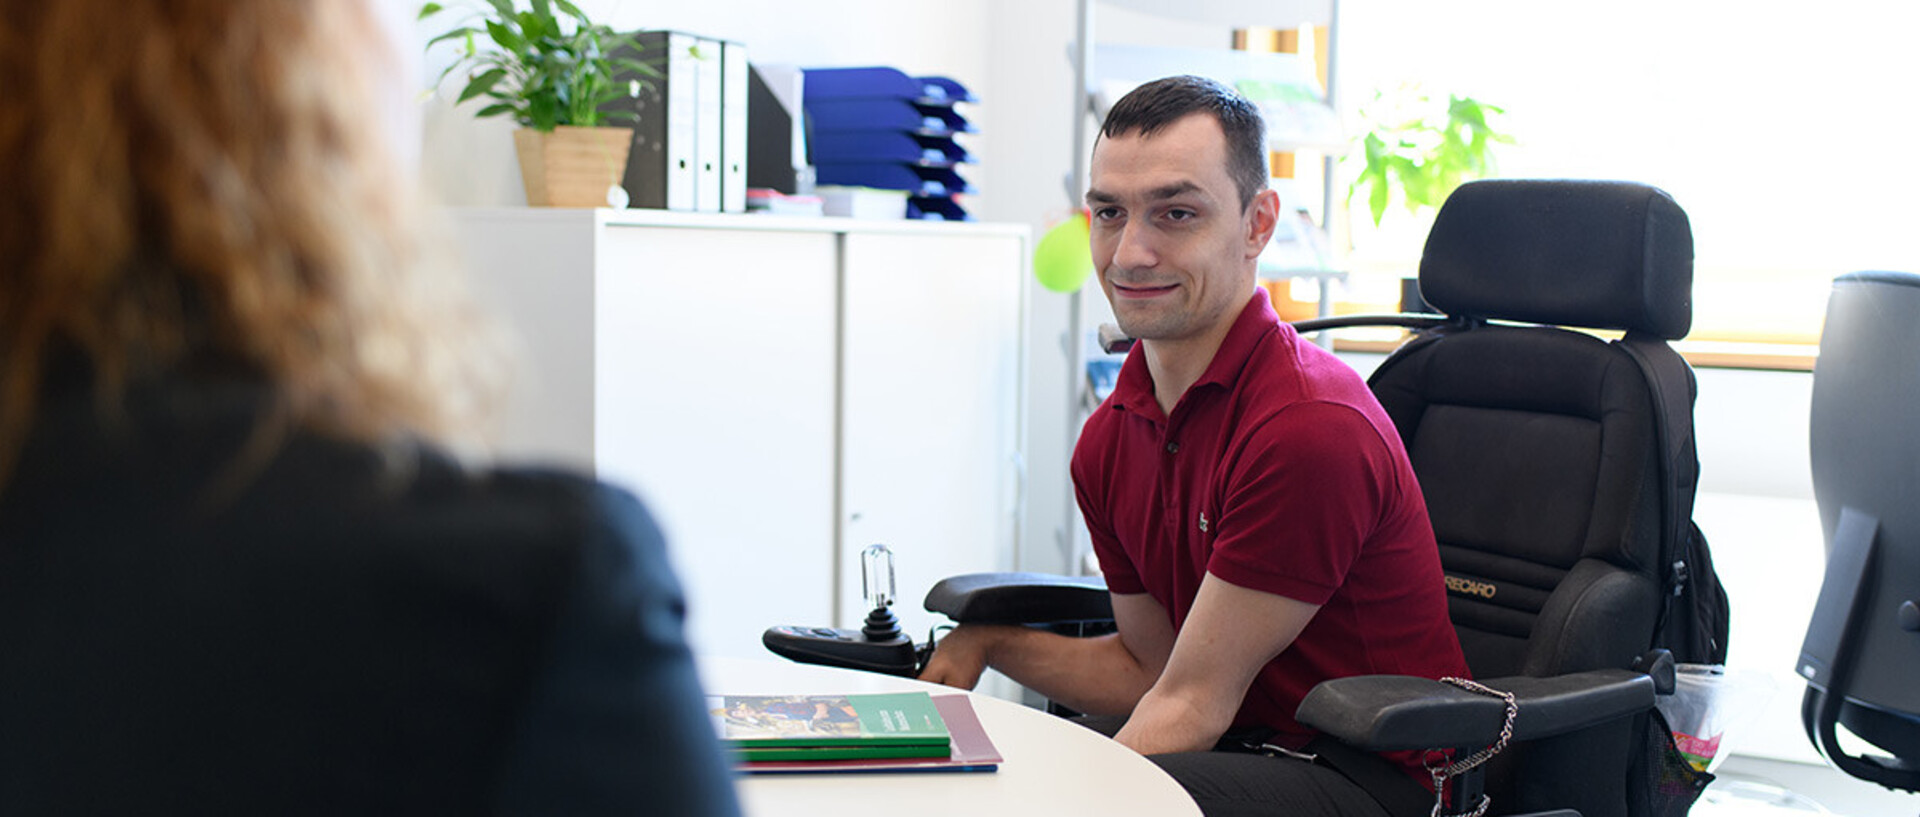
[421,0,653,207]
[1340,85,1514,309]
[1346,84,1515,228]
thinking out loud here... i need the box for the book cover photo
[736,694,1002,775]
[709,692,951,754]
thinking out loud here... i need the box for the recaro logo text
[1445,575,1497,599]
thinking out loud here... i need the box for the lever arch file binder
[610,30,701,211]
[693,36,724,212]
[720,41,750,213]
[746,63,804,194]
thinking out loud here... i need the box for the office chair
[770,179,1719,817]
[1283,179,1717,817]
[1797,271,1920,793]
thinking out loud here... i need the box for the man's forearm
[1113,682,1236,755]
[935,625,1158,717]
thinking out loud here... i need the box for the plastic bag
[1653,664,1778,772]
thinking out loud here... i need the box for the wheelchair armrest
[1295,669,1657,752]
[923,572,1112,624]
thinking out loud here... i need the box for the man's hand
[917,624,999,689]
[917,596,1174,719]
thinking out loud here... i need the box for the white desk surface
[700,657,1200,817]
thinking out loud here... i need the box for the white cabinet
[839,231,1026,645]
[449,209,1027,659]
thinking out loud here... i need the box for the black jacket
[0,375,740,815]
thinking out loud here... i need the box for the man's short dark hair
[1098,75,1269,210]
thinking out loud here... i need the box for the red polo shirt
[1072,292,1468,776]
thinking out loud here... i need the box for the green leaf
[1362,132,1387,165]
[518,8,554,42]
[1346,86,1515,222]
[418,2,445,20]
[613,56,657,78]
[484,19,524,52]
[457,67,507,103]
[528,93,558,130]
[474,102,518,119]
[424,26,478,49]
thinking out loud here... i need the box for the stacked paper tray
[803,66,975,221]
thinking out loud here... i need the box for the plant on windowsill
[1347,85,1515,228]
[1342,85,1514,307]
[420,0,654,207]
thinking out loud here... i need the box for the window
[1327,0,1920,368]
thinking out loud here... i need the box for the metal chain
[1425,677,1518,817]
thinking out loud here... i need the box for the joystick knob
[860,544,903,641]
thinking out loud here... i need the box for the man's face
[1086,113,1272,347]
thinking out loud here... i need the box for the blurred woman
[0,2,740,814]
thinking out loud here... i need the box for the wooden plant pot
[512,126,633,208]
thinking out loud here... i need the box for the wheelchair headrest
[1418,179,1694,339]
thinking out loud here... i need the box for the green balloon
[1034,211,1094,293]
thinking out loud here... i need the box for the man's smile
[1113,281,1180,298]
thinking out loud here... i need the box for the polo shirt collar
[1108,290,1283,421]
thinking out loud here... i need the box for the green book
[729,742,953,762]
[708,693,951,750]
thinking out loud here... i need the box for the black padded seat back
[1370,324,1666,679]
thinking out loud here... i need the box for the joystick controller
[763,544,929,677]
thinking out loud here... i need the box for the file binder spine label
[667,33,700,212]
[720,41,750,214]
[693,37,725,213]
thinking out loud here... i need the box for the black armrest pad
[923,573,1112,624]
[1296,670,1656,752]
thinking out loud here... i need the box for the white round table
[700,657,1201,817]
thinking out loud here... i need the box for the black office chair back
[1799,271,1920,792]
[1366,179,1700,816]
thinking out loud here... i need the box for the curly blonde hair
[0,0,500,490]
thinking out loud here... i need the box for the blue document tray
[807,99,976,136]
[916,76,977,104]
[803,67,974,106]
[810,132,971,166]
[814,163,973,197]
[909,196,971,221]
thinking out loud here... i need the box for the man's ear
[1244,188,1281,258]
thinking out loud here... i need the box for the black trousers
[1073,716,1402,817]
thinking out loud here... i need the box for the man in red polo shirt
[920,75,1467,817]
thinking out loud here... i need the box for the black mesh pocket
[1632,708,1714,817]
